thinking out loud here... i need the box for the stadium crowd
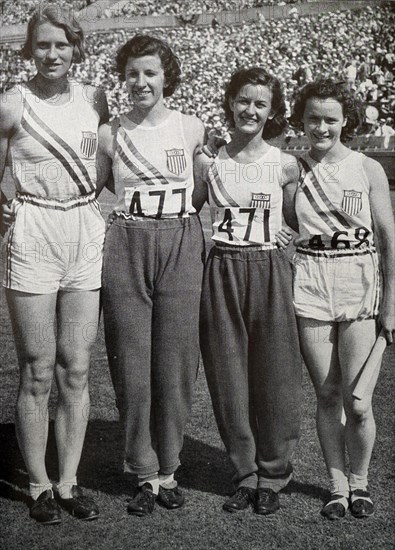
[0,0,305,25]
[0,3,394,138]
[0,0,88,25]
[108,0,302,19]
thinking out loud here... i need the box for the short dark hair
[115,34,181,98]
[21,3,85,63]
[290,79,363,140]
[223,67,287,139]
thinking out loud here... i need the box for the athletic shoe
[223,487,255,512]
[321,494,348,520]
[350,490,374,518]
[30,489,61,525]
[127,483,156,516]
[254,488,280,515]
[57,486,99,521]
[157,486,185,509]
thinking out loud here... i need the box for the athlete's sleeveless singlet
[206,145,283,246]
[294,151,374,249]
[112,110,195,218]
[3,82,104,293]
[293,151,379,321]
[8,82,99,199]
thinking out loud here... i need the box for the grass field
[0,191,394,550]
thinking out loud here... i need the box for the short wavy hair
[290,79,363,140]
[223,67,287,139]
[21,3,85,63]
[115,34,181,98]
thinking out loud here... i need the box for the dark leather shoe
[157,486,185,509]
[321,500,347,520]
[127,483,156,516]
[350,490,374,518]
[254,488,280,515]
[223,487,255,512]
[58,486,99,521]
[30,490,61,525]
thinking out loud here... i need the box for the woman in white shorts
[291,79,394,520]
[0,5,108,524]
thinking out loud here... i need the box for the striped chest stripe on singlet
[117,127,170,186]
[298,157,352,233]
[21,102,95,195]
[208,162,240,207]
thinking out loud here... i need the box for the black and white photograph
[0,1,394,548]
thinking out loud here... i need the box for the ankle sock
[159,473,177,489]
[56,477,77,499]
[138,473,159,495]
[329,473,349,498]
[349,472,372,503]
[29,481,53,501]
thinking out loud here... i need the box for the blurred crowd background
[1,1,394,140]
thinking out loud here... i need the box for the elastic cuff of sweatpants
[235,472,258,490]
[123,459,160,477]
[158,460,181,477]
[258,471,293,493]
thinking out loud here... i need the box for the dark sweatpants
[102,215,205,476]
[200,245,302,491]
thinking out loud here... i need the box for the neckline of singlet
[305,149,355,167]
[21,81,76,108]
[220,144,275,165]
[121,109,176,131]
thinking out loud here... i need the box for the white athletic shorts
[292,247,380,322]
[2,193,105,294]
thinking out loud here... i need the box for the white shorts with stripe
[3,194,105,294]
[292,247,380,322]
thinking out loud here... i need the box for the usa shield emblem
[80,131,97,158]
[341,190,362,216]
[251,193,271,209]
[166,149,187,175]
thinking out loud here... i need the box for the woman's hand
[275,228,293,250]
[201,131,227,158]
[379,301,395,345]
[0,199,14,236]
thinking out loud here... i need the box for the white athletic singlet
[112,110,196,218]
[294,151,374,249]
[8,82,99,198]
[206,145,283,246]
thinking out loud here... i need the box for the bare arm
[96,122,115,197]
[182,114,208,213]
[193,148,210,213]
[365,157,395,344]
[281,151,299,233]
[0,89,22,234]
[94,86,110,126]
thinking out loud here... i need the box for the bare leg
[297,318,346,482]
[54,289,100,483]
[6,289,57,486]
[338,319,378,477]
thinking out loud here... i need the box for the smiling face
[125,54,166,111]
[31,22,74,80]
[229,84,274,135]
[302,97,347,154]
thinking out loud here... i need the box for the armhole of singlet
[176,110,190,151]
[275,146,283,185]
[111,117,122,159]
[18,83,27,109]
[358,151,372,196]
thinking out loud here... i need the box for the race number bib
[307,227,371,249]
[212,207,272,245]
[124,185,190,218]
